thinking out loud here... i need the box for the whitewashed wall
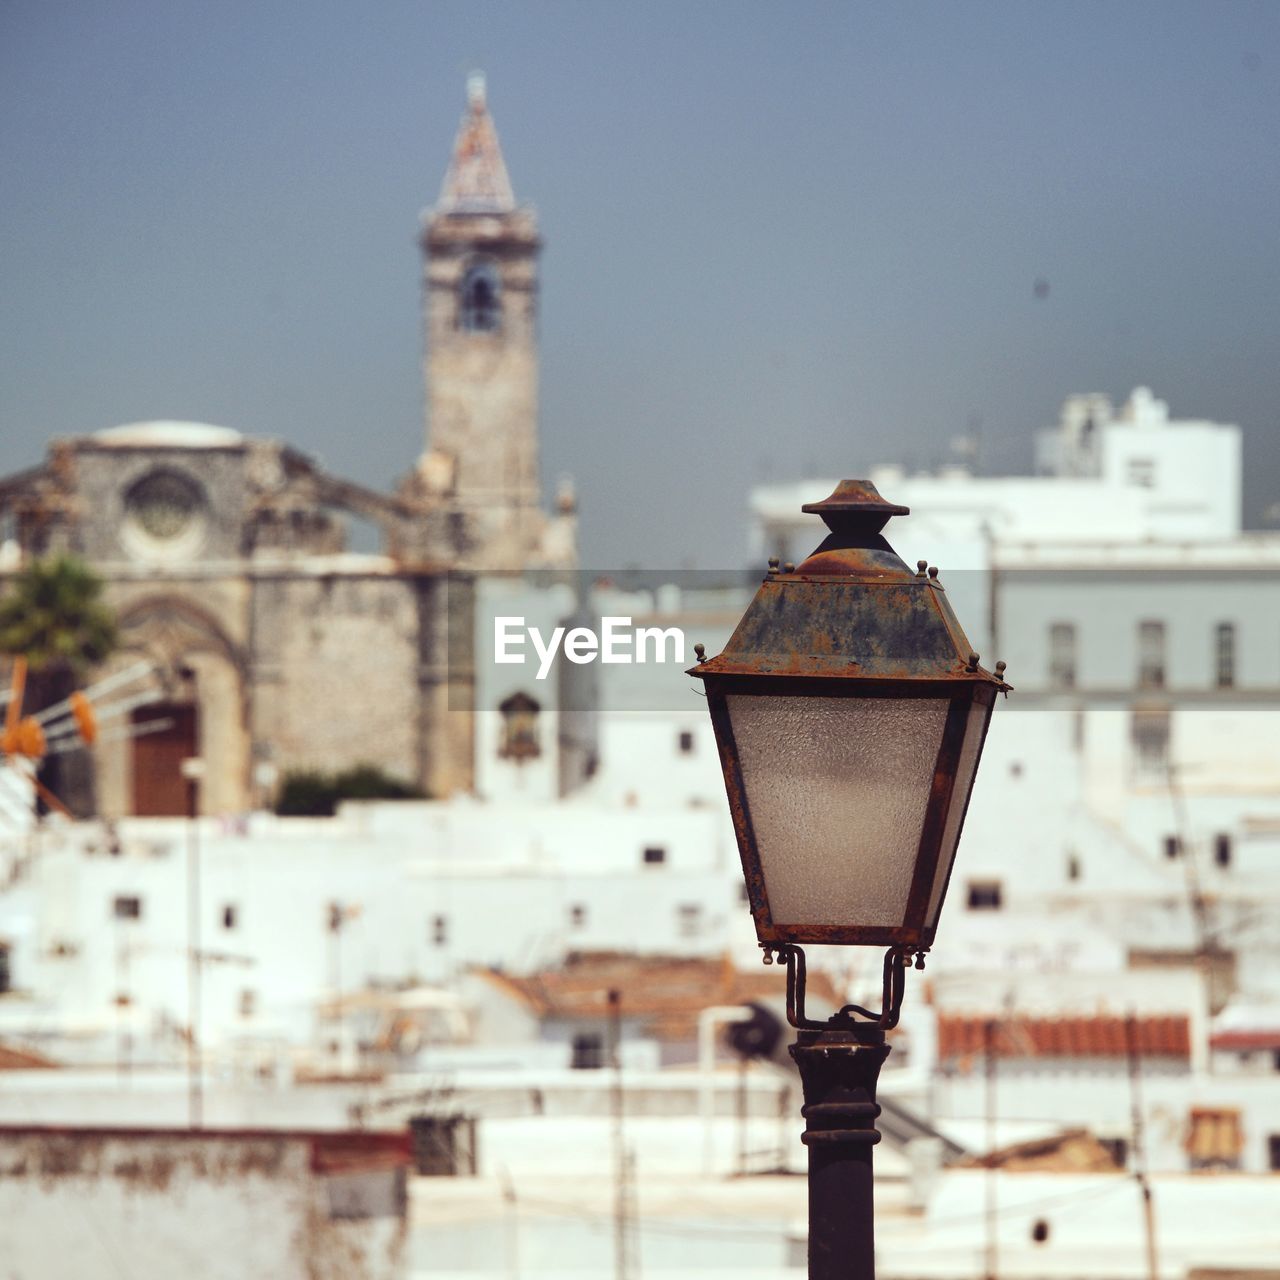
[0,1128,407,1280]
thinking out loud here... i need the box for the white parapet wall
[0,1126,409,1280]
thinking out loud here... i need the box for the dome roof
[92,421,244,448]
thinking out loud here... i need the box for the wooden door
[131,704,198,816]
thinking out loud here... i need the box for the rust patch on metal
[690,481,1009,690]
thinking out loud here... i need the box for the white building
[0,799,749,1070]
[3,386,1280,1204]
[751,387,1280,1177]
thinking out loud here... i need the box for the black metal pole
[791,1024,889,1280]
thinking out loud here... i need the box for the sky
[2,0,1279,568]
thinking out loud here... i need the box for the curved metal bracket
[762,942,925,1032]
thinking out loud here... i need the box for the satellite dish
[725,1001,786,1064]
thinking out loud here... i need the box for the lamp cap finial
[801,479,910,535]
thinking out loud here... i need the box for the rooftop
[937,1014,1191,1064]
[478,951,840,1042]
[435,72,517,216]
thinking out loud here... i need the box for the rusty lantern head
[690,480,1009,953]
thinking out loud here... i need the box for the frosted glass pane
[925,697,992,928]
[727,694,948,927]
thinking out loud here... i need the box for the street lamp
[690,480,1009,1279]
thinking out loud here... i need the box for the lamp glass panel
[726,693,949,927]
[924,696,992,928]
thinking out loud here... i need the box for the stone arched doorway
[95,597,248,817]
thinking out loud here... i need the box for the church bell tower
[414,74,567,569]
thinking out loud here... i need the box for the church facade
[0,76,575,817]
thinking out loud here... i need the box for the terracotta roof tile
[938,1015,1190,1065]
[478,952,839,1043]
[0,1043,59,1070]
[1210,1029,1280,1052]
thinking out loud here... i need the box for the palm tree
[0,554,117,675]
[0,555,117,813]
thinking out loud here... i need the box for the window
[1163,835,1181,860]
[571,1032,604,1070]
[1137,621,1166,689]
[1066,853,1081,882]
[677,904,702,939]
[431,915,448,946]
[459,261,501,332]
[0,943,10,995]
[1127,457,1156,488]
[1186,1107,1243,1170]
[447,510,467,549]
[1273,1051,1280,1074]
[1214,833,1232,869]
[239,989,256,1018]
[409,1115,478,1177]
[569,903,587,930]
[966,881,1003,910]
[498,691,541,761]
[1098,1137,1128,1169]
[1048,622,1077,689]
[677,730,694,755]
[643,846,666,867]
[1131,706,1170,772]
[222,904,238,931]
[1215,623,1236,689]
[113,895,142,921]
[1270,1134,1280,1172]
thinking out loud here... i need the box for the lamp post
[181,754,205,1129]
[689,480,1009,1280]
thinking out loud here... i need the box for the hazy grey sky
[2,1,1278,567]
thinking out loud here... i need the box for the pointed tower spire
[437,72,516,215]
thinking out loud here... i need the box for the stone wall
[251,573,425,790]
[71,442,252,565]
